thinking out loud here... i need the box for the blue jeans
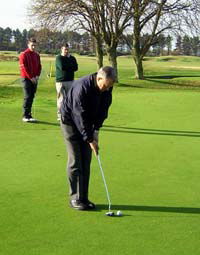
[21,78,37,117]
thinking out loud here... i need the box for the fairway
[1,54,200,255]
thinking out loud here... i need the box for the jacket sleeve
[94,88,112,130]
[37,54,42,76]
[19,52,32,80]
[71,87,93,142]
[56,55,62,71]
[66,56,78,72]
[71,57,78,72]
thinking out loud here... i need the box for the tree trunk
[95,37,104,69]
[132,33,144,79]
[132,2,145,80]
[134,55,144,80]
[106,46,118,82]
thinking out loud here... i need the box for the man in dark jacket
[60,66,116,210]
[55,43,78,120]
[19,38,42,122]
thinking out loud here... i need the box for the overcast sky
[0,0,31,30]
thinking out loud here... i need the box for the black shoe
[70,200,87,210]
[83,199,96,209]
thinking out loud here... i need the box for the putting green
[1,87,200,255]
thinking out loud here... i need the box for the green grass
[1,54,200,255]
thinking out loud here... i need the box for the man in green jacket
[55,43,78,120]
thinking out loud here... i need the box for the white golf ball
[117,210,122,216]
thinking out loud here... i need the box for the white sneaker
[22,115,37,122]
[29,117,37,122]
[22,117,30,122]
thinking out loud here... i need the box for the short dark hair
[61,43,69,48]
[28,38,37,43]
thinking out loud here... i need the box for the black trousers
[60,121,92,201]
[21,78,37,117]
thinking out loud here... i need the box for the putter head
[105,211,115,216]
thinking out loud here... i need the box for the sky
[0,0,31,30]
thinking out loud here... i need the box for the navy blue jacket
[60,73,112,142]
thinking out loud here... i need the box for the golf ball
[117,210,122,216]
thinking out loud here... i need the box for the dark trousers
[21,78,37,117]
[61,121,92,201]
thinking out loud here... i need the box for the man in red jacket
[19,38,42,122]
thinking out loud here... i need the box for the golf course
[1,52,200,254]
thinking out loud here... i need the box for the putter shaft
[97,155,112,211]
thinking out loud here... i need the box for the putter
[31,98,37,122]
[33,100,36,119]
[97,154,114,216]
[31,83,37,122]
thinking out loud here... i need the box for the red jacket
[19,48,41,79]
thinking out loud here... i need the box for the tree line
[0,27,93,54]
[1,26,200,58]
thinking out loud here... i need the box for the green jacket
[55,54,78,82]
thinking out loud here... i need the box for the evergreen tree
[13,29,23,51]
[166,35,172,55]
[0,27,4,50]
[2,27,12,50]
[190,36,200,56]
[182,35,192,55]
[175,36,183,55]
[22,29,28,50]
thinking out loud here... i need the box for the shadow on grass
[0,73,19,76]
[33,120,60,127]
[102,125,200,138]
[145,78,200,88]
[118,75,200,88]
[97,204,200,214]
[118,83,146,89]
[145,75,200,79]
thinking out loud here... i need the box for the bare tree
[93,0,132,79]
[129,0,198,79]
[29,0,104,69]
[69,1,105,68]
[73,0,132,80]
[29,0,132,81]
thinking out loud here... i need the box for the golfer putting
[60,66,116,211]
